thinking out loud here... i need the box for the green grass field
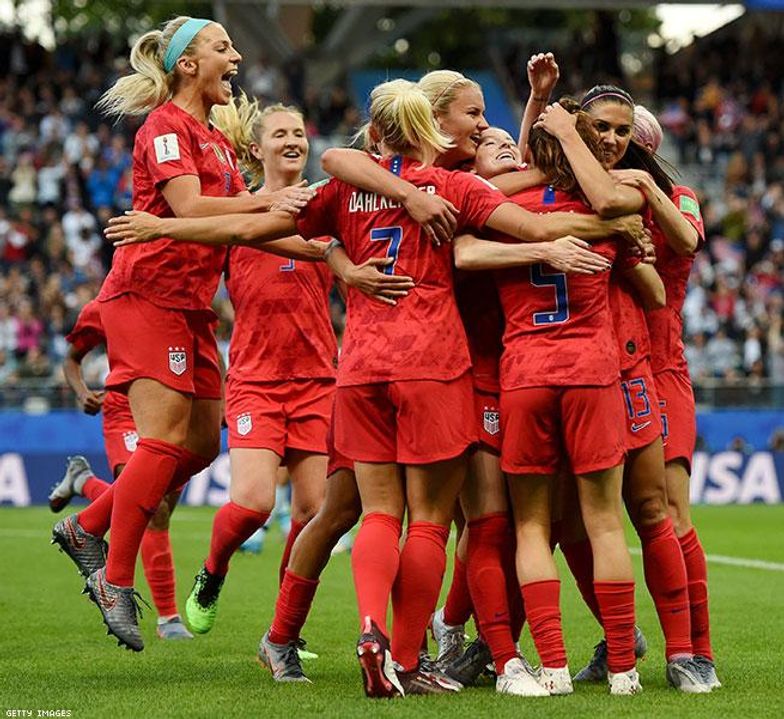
[1,505,783,718]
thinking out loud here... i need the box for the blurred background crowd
[0,5,782,412]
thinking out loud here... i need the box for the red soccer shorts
[334,372,477,465]
[475,388,501,455]
[99,293,222,399]
[501,384,626,476]
[620,360,663,452]
[654,369,697,469]
[101,391,137,473]
[226,376,335,457]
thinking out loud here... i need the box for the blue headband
[163,18,212,73]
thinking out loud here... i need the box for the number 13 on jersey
[370,226,403,275]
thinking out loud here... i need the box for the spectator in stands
[705,326,741,378]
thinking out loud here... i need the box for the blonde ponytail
[418,70,479,118]
[97,16,209,118]
[362,79,452,166]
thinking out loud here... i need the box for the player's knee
[667,500,692,537]
[632,492,668,528]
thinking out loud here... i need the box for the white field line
[628,546,784,572]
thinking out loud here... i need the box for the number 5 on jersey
[370,226,403,275]
[531,263,569,325]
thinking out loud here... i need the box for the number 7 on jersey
[370,226,403,275]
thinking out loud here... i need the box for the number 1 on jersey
[531,263,569,325]
[370,226,403,275]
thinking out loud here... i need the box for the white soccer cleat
[431,606,466,665]
[608,668,643,695]
[496,657,550,697]
[538,665,574,695]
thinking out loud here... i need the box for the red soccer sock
[78,483,115,536]
[268,569,320,645]
[443,555,473,626]
[140,527,178,618]
[521,579,567,668]
[105,438,184,587]
[279,519,307,587]
[638,517,692,659]
[82,476,110,502]
[467,513,518,672]
[168,447,212,494]
[501,522,526,641]
[561,539,602,624]
[595,580,636,673]
[391,521,450,671]
[352,512,402,637]
[205,501,269,577]
[679,527,713,660]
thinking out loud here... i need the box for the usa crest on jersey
[483,408,500,436]
[123,431,139,453]
[237,412,252,436]
[168,346,187,376]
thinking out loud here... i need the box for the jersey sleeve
[448,173,508,231]
[296,179,340,240]
[672,185,705,250]
[65,301,105,356]
[142,113,199,187]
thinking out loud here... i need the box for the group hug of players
[47,15,721,699]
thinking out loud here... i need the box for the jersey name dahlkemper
[348,185,437,214]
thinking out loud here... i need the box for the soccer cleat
[330,532,354,556]
[496,657,550,697]
[693,655,722,689]
[51,513,107,577]
[84,567,147,652]
[608,668,643,695]
[257,631,311,683]
[48,456,93,513]
[297,638,319,661]
[441,637,493,687]
[431,606,466,665]
[356,617,404,699]
[185,565,225,634]
[239,528,265,554]
[666,657,711,693]
[538,665,574,695]
[156,616,194,640]
[573,625,648,682]
[395,663,461,695]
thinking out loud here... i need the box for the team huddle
[46,15,721,700]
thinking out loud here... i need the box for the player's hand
[610,214,649,250]
[612,169,656,196]
[402,189,459,246]
[527,52,559,98]
[344,257,415,306]
[266,181,316,216]
[308,239,333,258]
[535,102,576,139]
[78,390,104,416]
[546,236,612,275]
[105,211,165,245]
[638,228,657,264]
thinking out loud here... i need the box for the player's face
[586,102,633,169]
[256,112,308,176]
[474,128,521,179]
[436,86,489,165]
[190,23,242,105]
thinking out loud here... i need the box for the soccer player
[50,300,192,639]
[50,16,311,652]
[536,87,711,692]
[181,95,335,635]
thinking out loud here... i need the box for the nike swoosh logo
[66,519,85,549]
[98,575,117,611]
[631,421,652,432]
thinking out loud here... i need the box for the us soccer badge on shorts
[123,431,139,453]
[237,412,252,436]
[483,407,500,436]
[168,346,187,376]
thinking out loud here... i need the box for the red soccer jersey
[454,270,503,394]
[99,102,246,311]
[66,300,133,422]
[608,253,652,372]
[225,246,337,382]
[494,185,619,389]
[296,155,507,386]
[646,185,705,374]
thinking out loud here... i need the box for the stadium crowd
[0,26,782,401]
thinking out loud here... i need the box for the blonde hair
[418,70,480,118]
[360,79,452,166]
[211,93,305,188]
[97,16,211,118]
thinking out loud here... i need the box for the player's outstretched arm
[490,167,548,196]
[63,347,104,416]
[454,233,610,274]
[321,148,458,245]
[624,262,666,310]
[105,210,298,247]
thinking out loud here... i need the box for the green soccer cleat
[185,565,225,634]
